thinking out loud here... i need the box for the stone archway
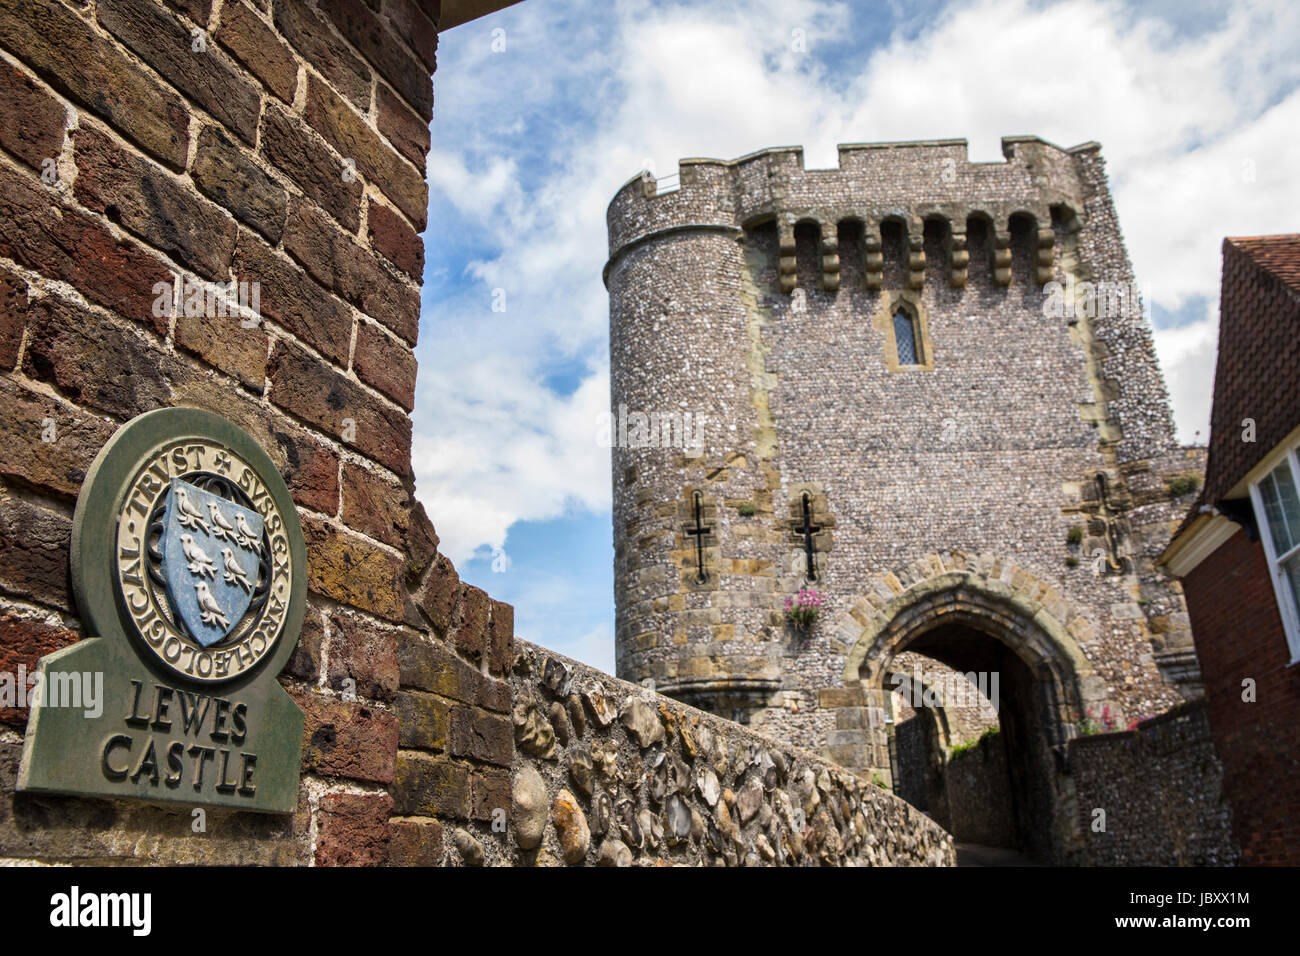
[825,553,1109,862]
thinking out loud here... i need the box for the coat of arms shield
[160,478,265,646]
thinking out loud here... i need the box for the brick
[471,768,510,823]
[0,57,65,171]
[453,584,490,662]
[300,514,406,622]
[22,297,171,416]
[233,234,353,365]
[284,607,324,682]
[404,501,439,585]
[192,125,288,243]
[367,199,424,281]
[387,817,443,865]
[0,379,115,499]
[488,600,515,676]
[260,102,363,233]
[449,705,512,766]
[0,164,172,333]
[397,636,473,701]
[376,84,430,172]
[0,493,71,612]
[395,689,448,751]
[273,0,371,109]
[341,461,411,549]
[352,322,416,410]
[294,689,399,784]
[303,74,428,229]
[314,791,393,866]
[174,301,269,391]
[97,0,262,146]
[164,0,213,23]
[0,610,80,726]
[0,0,188,168]
[418,554,460,635]
[0,266,27,370]
[282,198,420,344]
[396,636,510,713]
[327,611,399,701]
[74,125,237,281]
[275,438,339,514]
[267,339,412,475]
[391,752,469,819]
[215,0,298,104]
[319,0,432,119]
[381,0,437,72]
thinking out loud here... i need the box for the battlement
[605,136,1103,290]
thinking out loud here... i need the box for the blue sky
[413,0,1300,673]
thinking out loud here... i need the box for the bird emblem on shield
[160,478,265,646]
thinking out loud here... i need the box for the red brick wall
[0,0,520,866]
[1183,527,1300,864]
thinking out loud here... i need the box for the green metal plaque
[18,408,307,813]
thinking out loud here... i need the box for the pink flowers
[785,588,824,631]
[1077,705,1118,735]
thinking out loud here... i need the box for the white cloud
[1154,318,1218,445]
[417,0,1300,569]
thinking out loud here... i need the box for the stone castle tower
[604,137,1204,858]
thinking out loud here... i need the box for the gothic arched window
[894,308,921,365]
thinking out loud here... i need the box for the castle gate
[835,566,1098,861]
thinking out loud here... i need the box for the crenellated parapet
[605,136,1092,292]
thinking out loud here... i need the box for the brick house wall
[0,0,521,866]
[1162,235,1300,867]
[1182,528,1300,865]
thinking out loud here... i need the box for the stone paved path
[955,843,1040,867]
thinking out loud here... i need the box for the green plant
[949,725,999,757]
[948,738,977,757]
[871,772,887,789]
[1066,525,1084,545]
[1168,475,1200,498]
[737,502,756,517]
[1065,556,1079,568]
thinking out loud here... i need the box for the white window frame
[1248,442,1300,665]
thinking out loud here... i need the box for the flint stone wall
[941,733,1015,848]
[439,641,955,866]
[1066,700,1238,866]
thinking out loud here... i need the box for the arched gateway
[831,563,1106,861]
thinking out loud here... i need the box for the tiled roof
[1230,235,1300,292]
[1182,235,1300,532]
